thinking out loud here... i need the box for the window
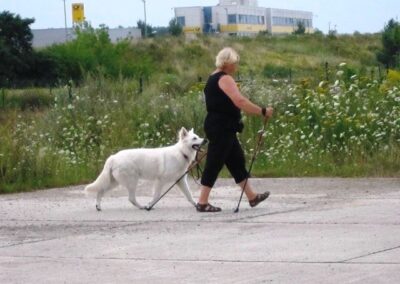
[272,17,312,27]
[237,14,264,25]
[228,14,237,24]
[177,16,185,26]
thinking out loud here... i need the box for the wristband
[261,107,267,116]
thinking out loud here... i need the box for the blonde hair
[215,47,240,69]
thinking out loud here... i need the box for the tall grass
[241,66,400,176]
[1,65,399,193]
[1,34,399,193]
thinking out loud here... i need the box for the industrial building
[31,3,141,48]
[31,27,141,48]
[174,0,313,36]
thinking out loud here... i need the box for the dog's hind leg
[96,190,105,211]
[95,177,118,211]
[177,176,196,206]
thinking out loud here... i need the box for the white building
[174,0,313,36]
[32,27,141,48]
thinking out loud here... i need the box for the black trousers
[201,130,249,188]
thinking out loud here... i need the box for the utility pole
[142,0,147,38]
[63,0,68,41]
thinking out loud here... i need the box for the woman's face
[224,62,238,75]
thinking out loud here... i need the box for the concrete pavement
[0,178,400,283]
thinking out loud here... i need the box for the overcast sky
[1,0,399,34]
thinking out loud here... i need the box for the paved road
[1,178,400,283]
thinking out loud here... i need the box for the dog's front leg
[146,179,162,210]
[126,182,146,210]
[177,176,196,206]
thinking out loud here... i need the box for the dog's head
[178,127,205,151]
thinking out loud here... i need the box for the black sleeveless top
[203,71,243,133]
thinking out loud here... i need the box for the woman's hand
[261,106,274,118]
[265,106,274,118]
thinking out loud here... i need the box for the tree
[137,20,154,38]
[0,11,35,86]
[293,21,306,35]
[377,19,400,69]
[168,18,183,37]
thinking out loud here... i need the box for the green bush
[42,25,156,83]
[263,64,291,78]
[1,88,53,110]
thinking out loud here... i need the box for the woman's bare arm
[219,75,273,117]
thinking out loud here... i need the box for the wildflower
[339,62,347,67]
[336,70,344,77]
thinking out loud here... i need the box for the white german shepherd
[85,127,204,211]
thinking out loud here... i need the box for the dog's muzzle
[192,139,208,151]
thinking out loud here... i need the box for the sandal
[249,191,270,208]
[195,203,222,213]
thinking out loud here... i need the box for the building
[31,27,141,48]
[174,0,313,36]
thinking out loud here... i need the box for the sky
[1,0,399,34]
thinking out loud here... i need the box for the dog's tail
[84,156,113,195]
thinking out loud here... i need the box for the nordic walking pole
[145,149,208,211]
[234,116,269,213]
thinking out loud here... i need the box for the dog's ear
[179,127,188,140]
[189,128,194,133]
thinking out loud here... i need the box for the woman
[196,47,273,212]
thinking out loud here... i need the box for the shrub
[377,19,400,68]
[263,64,291,78]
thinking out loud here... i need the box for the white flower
[339,62,347,67]
[336,70,344,77]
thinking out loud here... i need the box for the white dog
[85,127,205,211]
